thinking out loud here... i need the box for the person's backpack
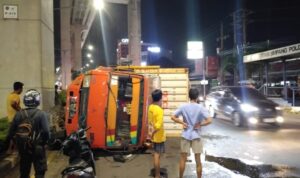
[15,109,40,153]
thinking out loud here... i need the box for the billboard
[206,56,219,78]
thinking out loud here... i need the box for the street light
[87,53,92,58]
[90,59,94,63]
[88,45,94,51]
[93,0,104,10]
[86,63,90,67]
[147,47,161,53]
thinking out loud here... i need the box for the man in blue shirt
[171,88,212,178]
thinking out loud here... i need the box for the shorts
[181,138,203,154]
[153,142,165,154]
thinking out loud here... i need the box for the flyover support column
[60,0,72,89]
[128,0,141,66]
[0,0,54,117]
[71,25,83,72]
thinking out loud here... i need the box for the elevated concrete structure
[60,0,140,89]
[0,0,54,117]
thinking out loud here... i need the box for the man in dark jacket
[5,89,50,178]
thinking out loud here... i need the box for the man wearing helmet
[5,89,50,178]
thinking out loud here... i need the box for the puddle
[201,133,230,140]
[205,154,300,178]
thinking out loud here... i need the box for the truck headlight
[241,104,258,112]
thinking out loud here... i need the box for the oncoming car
[205,86,284,127]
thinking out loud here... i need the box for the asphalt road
[201,112,300,168]
[4,112,300,178]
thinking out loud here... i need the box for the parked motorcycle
[61,127,96,178]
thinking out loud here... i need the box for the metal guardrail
[257,84,300,106]
[290,87,300,106]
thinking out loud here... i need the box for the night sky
[56,0,300,68]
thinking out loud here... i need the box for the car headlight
[248,117,258,124]
[199,96,204,101]
[276,116,284,123]
[275,106,282,110]
[240,104,258,112]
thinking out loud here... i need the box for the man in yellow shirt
[148,89,166,178]
[7,81,24,123]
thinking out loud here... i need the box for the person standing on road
[5,89,50,178]
[7,81,24,123]
[171,88,212,178]
[148,89,166,178]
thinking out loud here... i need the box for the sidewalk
[0,141,251,178]
[0,153,19,178]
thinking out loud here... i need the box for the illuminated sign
[244,43,300,63]
[187,41,204,59]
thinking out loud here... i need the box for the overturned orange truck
[65,66,189,151]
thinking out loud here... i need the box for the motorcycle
[61,127,96,178]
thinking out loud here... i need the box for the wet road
[201,112,300,169]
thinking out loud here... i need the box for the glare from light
[88,45,94,51]
[121,38,129,43]
[141,61,147,66]
[93,0,104,10]
[87,53,92,58]
[147,47,161,53]
[90,59,94,63]
[86,63,90,67]
[248,117,258,124]
[198,96,204,101]
[276,116,284,123]
[240,104,258,112]
[187,41,204,59]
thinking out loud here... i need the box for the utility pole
[233,9,252,52]
[232,9,252,83]
[216,21,229,84]
[220,22,224,50]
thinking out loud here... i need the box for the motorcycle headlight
[240,104,258,112]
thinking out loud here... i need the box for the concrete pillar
[60,0,72,90]
[128,0,141,66]
[71,25,83,71]
[0,0,55,117]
